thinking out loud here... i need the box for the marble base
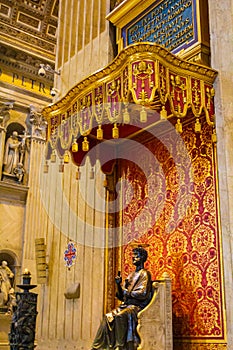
[0,313,11,350]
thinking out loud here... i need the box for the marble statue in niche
[3,131,21,175]
[2,130,30,183]
[0,260,14,307]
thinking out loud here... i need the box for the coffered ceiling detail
[0,0,59,61]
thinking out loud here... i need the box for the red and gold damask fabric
[119,120,225,348]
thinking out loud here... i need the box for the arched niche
[0,249,19,284]
[5,122,25,141]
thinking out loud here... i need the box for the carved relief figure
[0,260,14,306]
[3,131,21,175]
[91,247,152,350]
[13,163,25,182]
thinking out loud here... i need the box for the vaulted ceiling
[0,0,59,99]
[0,0,59,62]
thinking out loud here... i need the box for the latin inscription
[124,0,195,53]
[0,67,52,96]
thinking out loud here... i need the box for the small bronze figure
[91,246,152,350]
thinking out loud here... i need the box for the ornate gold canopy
[42,42,217,166]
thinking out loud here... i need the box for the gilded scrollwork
[131,60,155,104]
[170,74,187,116]
[158,63,167,102]
[78,94,93,135]
[106,78,122,123]
[94,86,104,124]
[191,79,201,112]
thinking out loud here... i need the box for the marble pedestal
[0,312,11,349]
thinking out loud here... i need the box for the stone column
[21,105,47,277]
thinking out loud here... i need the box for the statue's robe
[3,136,20,174]
[0,266,14,304]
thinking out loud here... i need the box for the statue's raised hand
[115,271,122,285]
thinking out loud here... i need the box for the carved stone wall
[55,0,115,97]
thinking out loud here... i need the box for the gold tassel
[195,118,201,133]
[72,140,78,152]
[59,161,64,172]
[103,178,108,188]
[50,149,56,163]
[175,118,183,133]
[212,128,217,143]
[140,106,147,123]
[97,125,103,140]
[160,106,167,120]
[64,151,70,163]
[82,136,89,151]
[112,123,119,139]
[123,108,130,124]
[44,160,49,173]
[76,167,81,180]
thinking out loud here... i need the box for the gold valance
[42,42,217,163]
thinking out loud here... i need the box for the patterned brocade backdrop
[119,120,226,346]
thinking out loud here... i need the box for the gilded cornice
[43,42,218,167]
[0,43,54,83]
[43,42,217,116]
[0,25,55,60]
[0,0,58,61]
[107,0,156,28]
